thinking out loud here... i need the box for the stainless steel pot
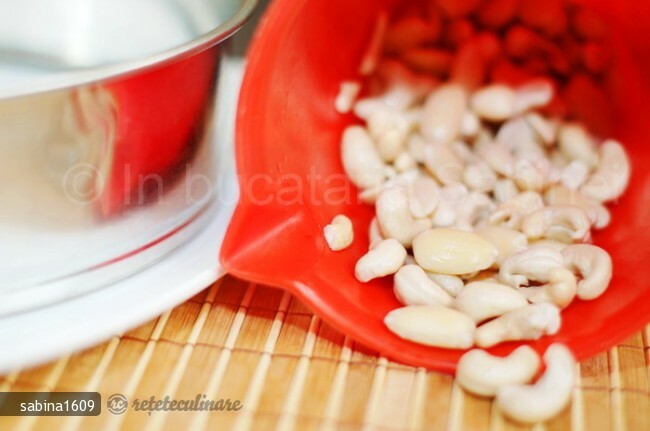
[0,0,258,313]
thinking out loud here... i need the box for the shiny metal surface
[0,0,258,311]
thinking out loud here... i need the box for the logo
[107,394,128,415]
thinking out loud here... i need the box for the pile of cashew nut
[322,0,631,424]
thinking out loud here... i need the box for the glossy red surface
[101,47,219,217]
[222,0,650,371]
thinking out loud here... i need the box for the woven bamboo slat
[0,276,648,431]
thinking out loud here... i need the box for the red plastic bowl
[222,0,650,372]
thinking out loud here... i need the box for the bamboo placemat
[0,276,648,431]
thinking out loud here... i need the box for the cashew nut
[323,215,354,251]
[376,186,432,247]
[474,127,495,147]
[367,108,414,140]
[454,281,528,323]
[384,164,400,181]
[499,246,565,289]
[558,123,599,169]
[335,81,361,114]
[493,179,518,204]
[431,184,469,228]
[413,228,498,275]
[368,217,384,249]
[560,160,589,190]
[452,140,476,162]
[407,134,427,163]
[471,84,517,121]
[521,267,577,308]
[544,184,611,229]
[431,200,457,228]
[421,84,468,144]
[463,161,497,192]
[475,303,562,348]
[561,244,612,300]
[372,59,437,104]
[341,126,386,189]
[529,239,567,252]
[522,206,592,243]
[356,75,426,121]
[393,151,417,173]
[514,79,554,113]
[359,186,380,205]
[496,344,576,424]
[496,117,539,153]
[489,191,545,230]
[354,98,399,123]
[407,176,440,218]
[394,265,454,306]
[426,273,464,297]
[384,305,476,349]
[376,127,409,162]
[475,140,515,177]
[423,143,465,185]
[355,239,407,282]
[525,112,557,145]
[460,111,481,138]
[513,157,552,191]
[457,346,541,397]
[550,149,569,168]
[581,140,631,203]
[454,192,495,231]
[476,225,528,265]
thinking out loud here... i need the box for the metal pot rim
[0,0,259,100]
